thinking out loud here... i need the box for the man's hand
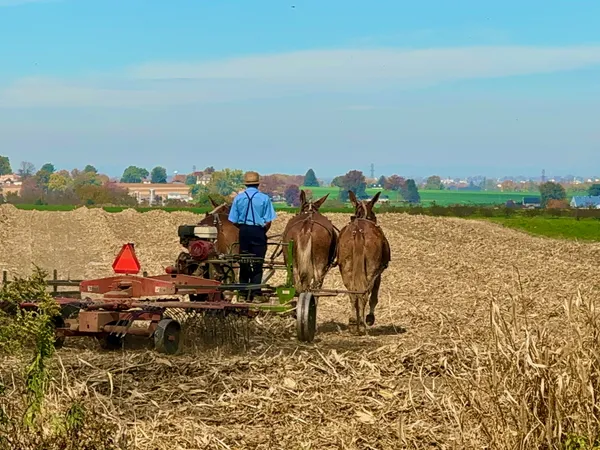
[264,222,272,232]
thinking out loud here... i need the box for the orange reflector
[112,243,141,274]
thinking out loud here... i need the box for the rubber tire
[296,292,317,343]
[154,318,181,355]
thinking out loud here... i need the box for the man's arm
[228,197,239,224]
[263,196,277,232]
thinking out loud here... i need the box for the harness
[242,191,259,226]
[284,206,339,268]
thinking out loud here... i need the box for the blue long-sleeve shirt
[228,187,277,226]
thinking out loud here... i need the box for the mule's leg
[349,294,361,334]
[359,295,369,335]
[366,275,381,326]
[313,263,328,291]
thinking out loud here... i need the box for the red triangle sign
[112,243,141,274]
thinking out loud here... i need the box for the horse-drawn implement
[1,190,390,354]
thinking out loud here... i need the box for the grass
[303,186,541,206]
[483,216,600,242]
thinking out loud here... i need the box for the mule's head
[349,190,381,223]
[299,190,329,214]
[208,196,231,213]
[199,197,231,226]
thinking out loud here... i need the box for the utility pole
[370,163,375,179]
[541,169,546,183]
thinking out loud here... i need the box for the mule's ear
[208,196,219,208]
[348,190,358,207]
[368,191,381,208]
[312,193,329,210]
[300,189,307,206]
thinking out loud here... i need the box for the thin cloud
[2,45,600,108]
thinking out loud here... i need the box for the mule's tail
[352,229,368,292]
[295,229,313,291]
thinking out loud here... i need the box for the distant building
[0,174,22,196]
[522,196,541,209]
[570,196,600,208]
[117,182,193,205]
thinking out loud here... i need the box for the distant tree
[203,166,215,174]
[303,169,319,187]
[0,156,11,175]
[331,176,344,188]
[39,163,55,173]
[384,174,405,191]
[185,174,197,185]
[376,175,386,187]
[284,184,301,207]
[539,181,566,207]
[424,175,444,190]
[260,175,285,197]
[48,172,71,192]
[17,161,36,179]
[34,163,56,189]
[338,170,368,202]
[83,164,97,174]
[401,179,420,204]
[73,170,102,188]
[19,178,45,204]
[484,179,499,191]
[208,169,244,196]
[121,166,149,183]
[588,183,600,196]
[546,199,569,209]
[151,166,168,183]
[193,190,227,207]
[500,180,518,192]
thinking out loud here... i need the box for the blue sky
[1,0,599,179]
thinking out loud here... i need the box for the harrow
[2,222,355,354]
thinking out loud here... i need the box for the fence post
[53,269,58,294]
[2,270,7,285]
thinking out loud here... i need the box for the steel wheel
[154,318,181,354]
[296,292,317,342]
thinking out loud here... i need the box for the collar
[245,187,259,193]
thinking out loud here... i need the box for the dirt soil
[2,204,600,449]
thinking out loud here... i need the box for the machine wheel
[296,292,317,343]
[97,333,123,350]
[154,318,181,355]
[96,320,125,350]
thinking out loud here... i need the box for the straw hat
[244,171,260,185]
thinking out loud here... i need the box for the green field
[302,186,540,206]
[482,216,600,242]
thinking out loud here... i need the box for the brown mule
[337,191,390,334]
[197,196,239,255]
[282,191,338,292]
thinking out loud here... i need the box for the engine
[165,225,218,276]
[177,225,217,259]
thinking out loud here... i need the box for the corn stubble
[1,205,600,448]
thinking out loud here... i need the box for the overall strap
[243,191,258,225]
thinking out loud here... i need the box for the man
[228,171,277,301]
